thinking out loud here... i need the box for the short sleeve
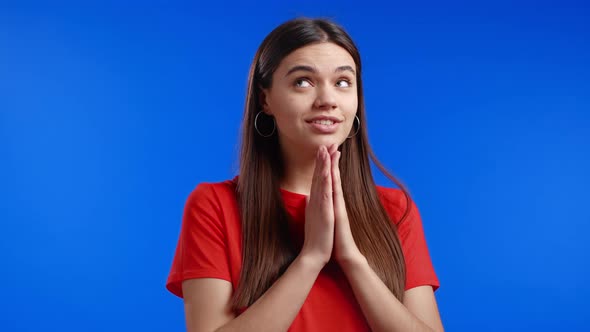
[378,187,440,292]
[166,183,232,298]
[397,196,440,292]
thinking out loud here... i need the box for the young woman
[166,18,444,332]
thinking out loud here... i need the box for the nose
[313,86,337,110]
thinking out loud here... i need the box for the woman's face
[261,42,358,157]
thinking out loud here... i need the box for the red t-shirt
[166,177,439,331]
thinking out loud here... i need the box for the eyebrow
[284,65,356,77]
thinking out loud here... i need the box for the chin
[309,136,344,149]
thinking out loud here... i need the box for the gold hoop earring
[254,111,276,137]
[347,115,360,138]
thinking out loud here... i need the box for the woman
[166,17,444,332]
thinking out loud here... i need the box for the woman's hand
[328,144,365,269]
[300,145,335,268]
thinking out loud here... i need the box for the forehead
[277,42,356,73]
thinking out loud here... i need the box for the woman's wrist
[337,252,368,274]
[296,251,329,274]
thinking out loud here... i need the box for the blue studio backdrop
[1,1,588,331]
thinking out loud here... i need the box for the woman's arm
[341,258,444,332]
[183,146,336,332]
[327,146,443,331]
[182,255,324,332]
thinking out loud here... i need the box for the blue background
[1,1,588,331]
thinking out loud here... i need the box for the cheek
[272,98,303,130]
[287,92,314,107]
[278,96,309,118]
[344,95,359,115]
[344,97,358,127]
[339,90,357,105]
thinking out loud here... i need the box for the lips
[306,116,342,134]
[305,116,343,124]
[311,119,336,125]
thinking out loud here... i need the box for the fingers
[320,146,332,202]
[331,148,345,216]
[331,150,341,194]
[310,146,324,199]
[328,143,338,156]
[303,146,335,264]
[310,145,332,203]
[327,144,339,194]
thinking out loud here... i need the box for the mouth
[309,119,336,126]
[305,115,343,125]
[306,118,341,133]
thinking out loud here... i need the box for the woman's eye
[336,79,352,88]
[295,79,312,88]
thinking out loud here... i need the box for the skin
[260,41,358,196]
[182,42,444,332]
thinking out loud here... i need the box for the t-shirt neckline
[279,188,308,208]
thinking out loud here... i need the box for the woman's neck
[279,146,316,196]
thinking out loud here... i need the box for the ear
[258,85,272,115]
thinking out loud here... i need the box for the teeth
[312,119,334,125]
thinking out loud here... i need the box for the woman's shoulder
[186,176,239,204]
[375,185,414,226]
[375,185,406,207]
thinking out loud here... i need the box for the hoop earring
[347,115,360,138]
[254,111,276,137]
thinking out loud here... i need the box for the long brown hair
[233,17,415,310]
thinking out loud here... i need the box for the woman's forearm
[215,255,323,332]
[341,258,436,332]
